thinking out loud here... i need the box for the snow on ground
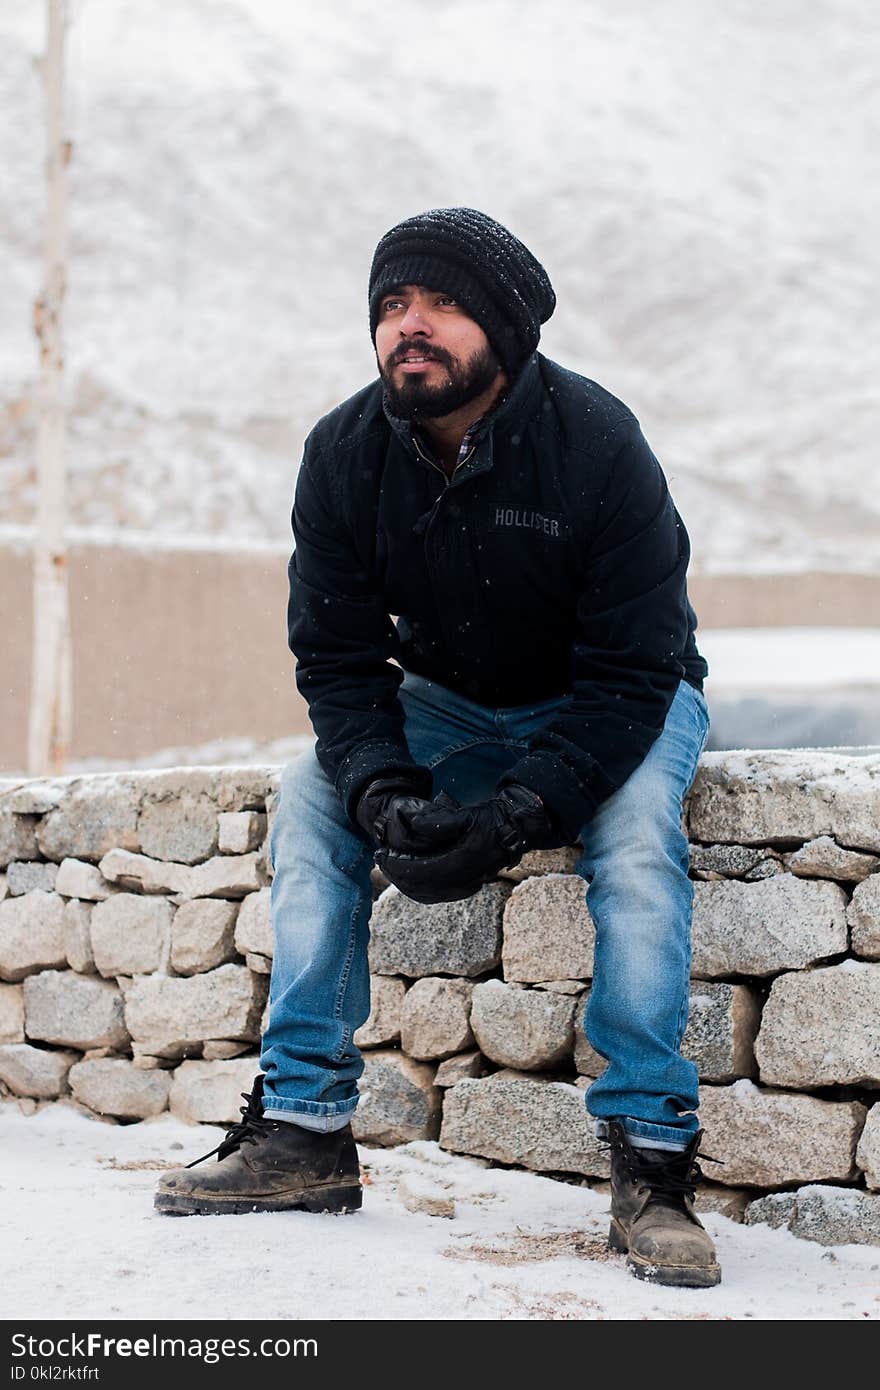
[1,1103,878,1322]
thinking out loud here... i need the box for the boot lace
[185,1078,279,1169]
[600,1132,724,1206]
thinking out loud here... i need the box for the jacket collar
[381,353,543,484]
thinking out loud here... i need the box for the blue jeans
[260,670,711,1150]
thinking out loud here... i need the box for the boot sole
[608,1218,722,1288]
[154,1182,363,1217]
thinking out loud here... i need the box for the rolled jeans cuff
[595,1117,696,1152]
[264,1107,355,1134]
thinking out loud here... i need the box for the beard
[379,340,502,420]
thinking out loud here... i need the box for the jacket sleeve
[497,420,694,843]
[287,442,432,820]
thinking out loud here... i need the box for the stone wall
[2,751,880,1247]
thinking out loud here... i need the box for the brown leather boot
[154,1075,362,1217]
[605,1120,721,1287]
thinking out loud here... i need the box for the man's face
[375,283,503,419]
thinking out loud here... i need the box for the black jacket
[287,351,708,842]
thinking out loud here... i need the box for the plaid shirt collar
[412,396,507,474]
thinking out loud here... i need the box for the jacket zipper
[412,434,475,488]
[411,436,477,654]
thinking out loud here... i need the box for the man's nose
[398,300,431,337]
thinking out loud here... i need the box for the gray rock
[245,953,271,974]
[234,887,273,958]
[98,849,191,896]
[400,977,475,1060]
[743,1190,798,1231]
[683,983,761,1082]
[537,979,585,994]
[138,791,219,865]
[218,812,267,854]
[746,1185,880,1247]
[36,776,141,862]
[63,899,96,974]
[0,891,68,981]
[434,1050,487,1087]
[470,979,576,1071]
[369,882,507,978]
[221,769,280,813]
[169,1058,261,1123]
[90,893,173,978]
[0,1043,79,1098]
[847,874,880,960]
[122,964,266,1057]
[689,843,781,880]
[782,836,880,882]
[756,961,880,1086]
[6,861,58,895]
[493,1066,565,1083]
[698,1081,865,1186]
[68,1058,171,1119]
[187,854,267,899]
[351,1050,441,1145]
[0,983,24,1043]
[171,899,239,975]
[0,874,6,901]
[692,875,848,977]
[573,990,605,1077]
[498,844,582,882]
[55,858,117,901]
[0,781,66,815]
[353,975,406,1048]
[743,859,784,880]
[0,811,38,868]
[693,1183,752,1223]
[440,1076,609,1178]
[202,1040,251,1060]
[856,1104,880,1190]
[502,875,594,983]
[688,750,880,851]
[23,970,129,1050]
[99,848,266,900]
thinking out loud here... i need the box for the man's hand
[375,784,559,904]
[354,774,463,854]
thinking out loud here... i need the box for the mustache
[388,341,452,368]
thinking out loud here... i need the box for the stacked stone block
[1,748,880,1247]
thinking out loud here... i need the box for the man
[155,208,718,1289]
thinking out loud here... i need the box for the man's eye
[383,299,403,312]
[437,296,457,306]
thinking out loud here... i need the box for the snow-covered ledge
[1,752,879,1248]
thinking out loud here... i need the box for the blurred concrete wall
[0,539,302,775]
[2,537,879,774]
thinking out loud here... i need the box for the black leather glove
[374,784,559,904]
[354,773,462,855]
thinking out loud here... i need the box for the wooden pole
[28,0,73,776]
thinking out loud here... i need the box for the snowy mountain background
[1,0,878,573]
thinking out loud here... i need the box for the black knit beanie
[368,207,555,377]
